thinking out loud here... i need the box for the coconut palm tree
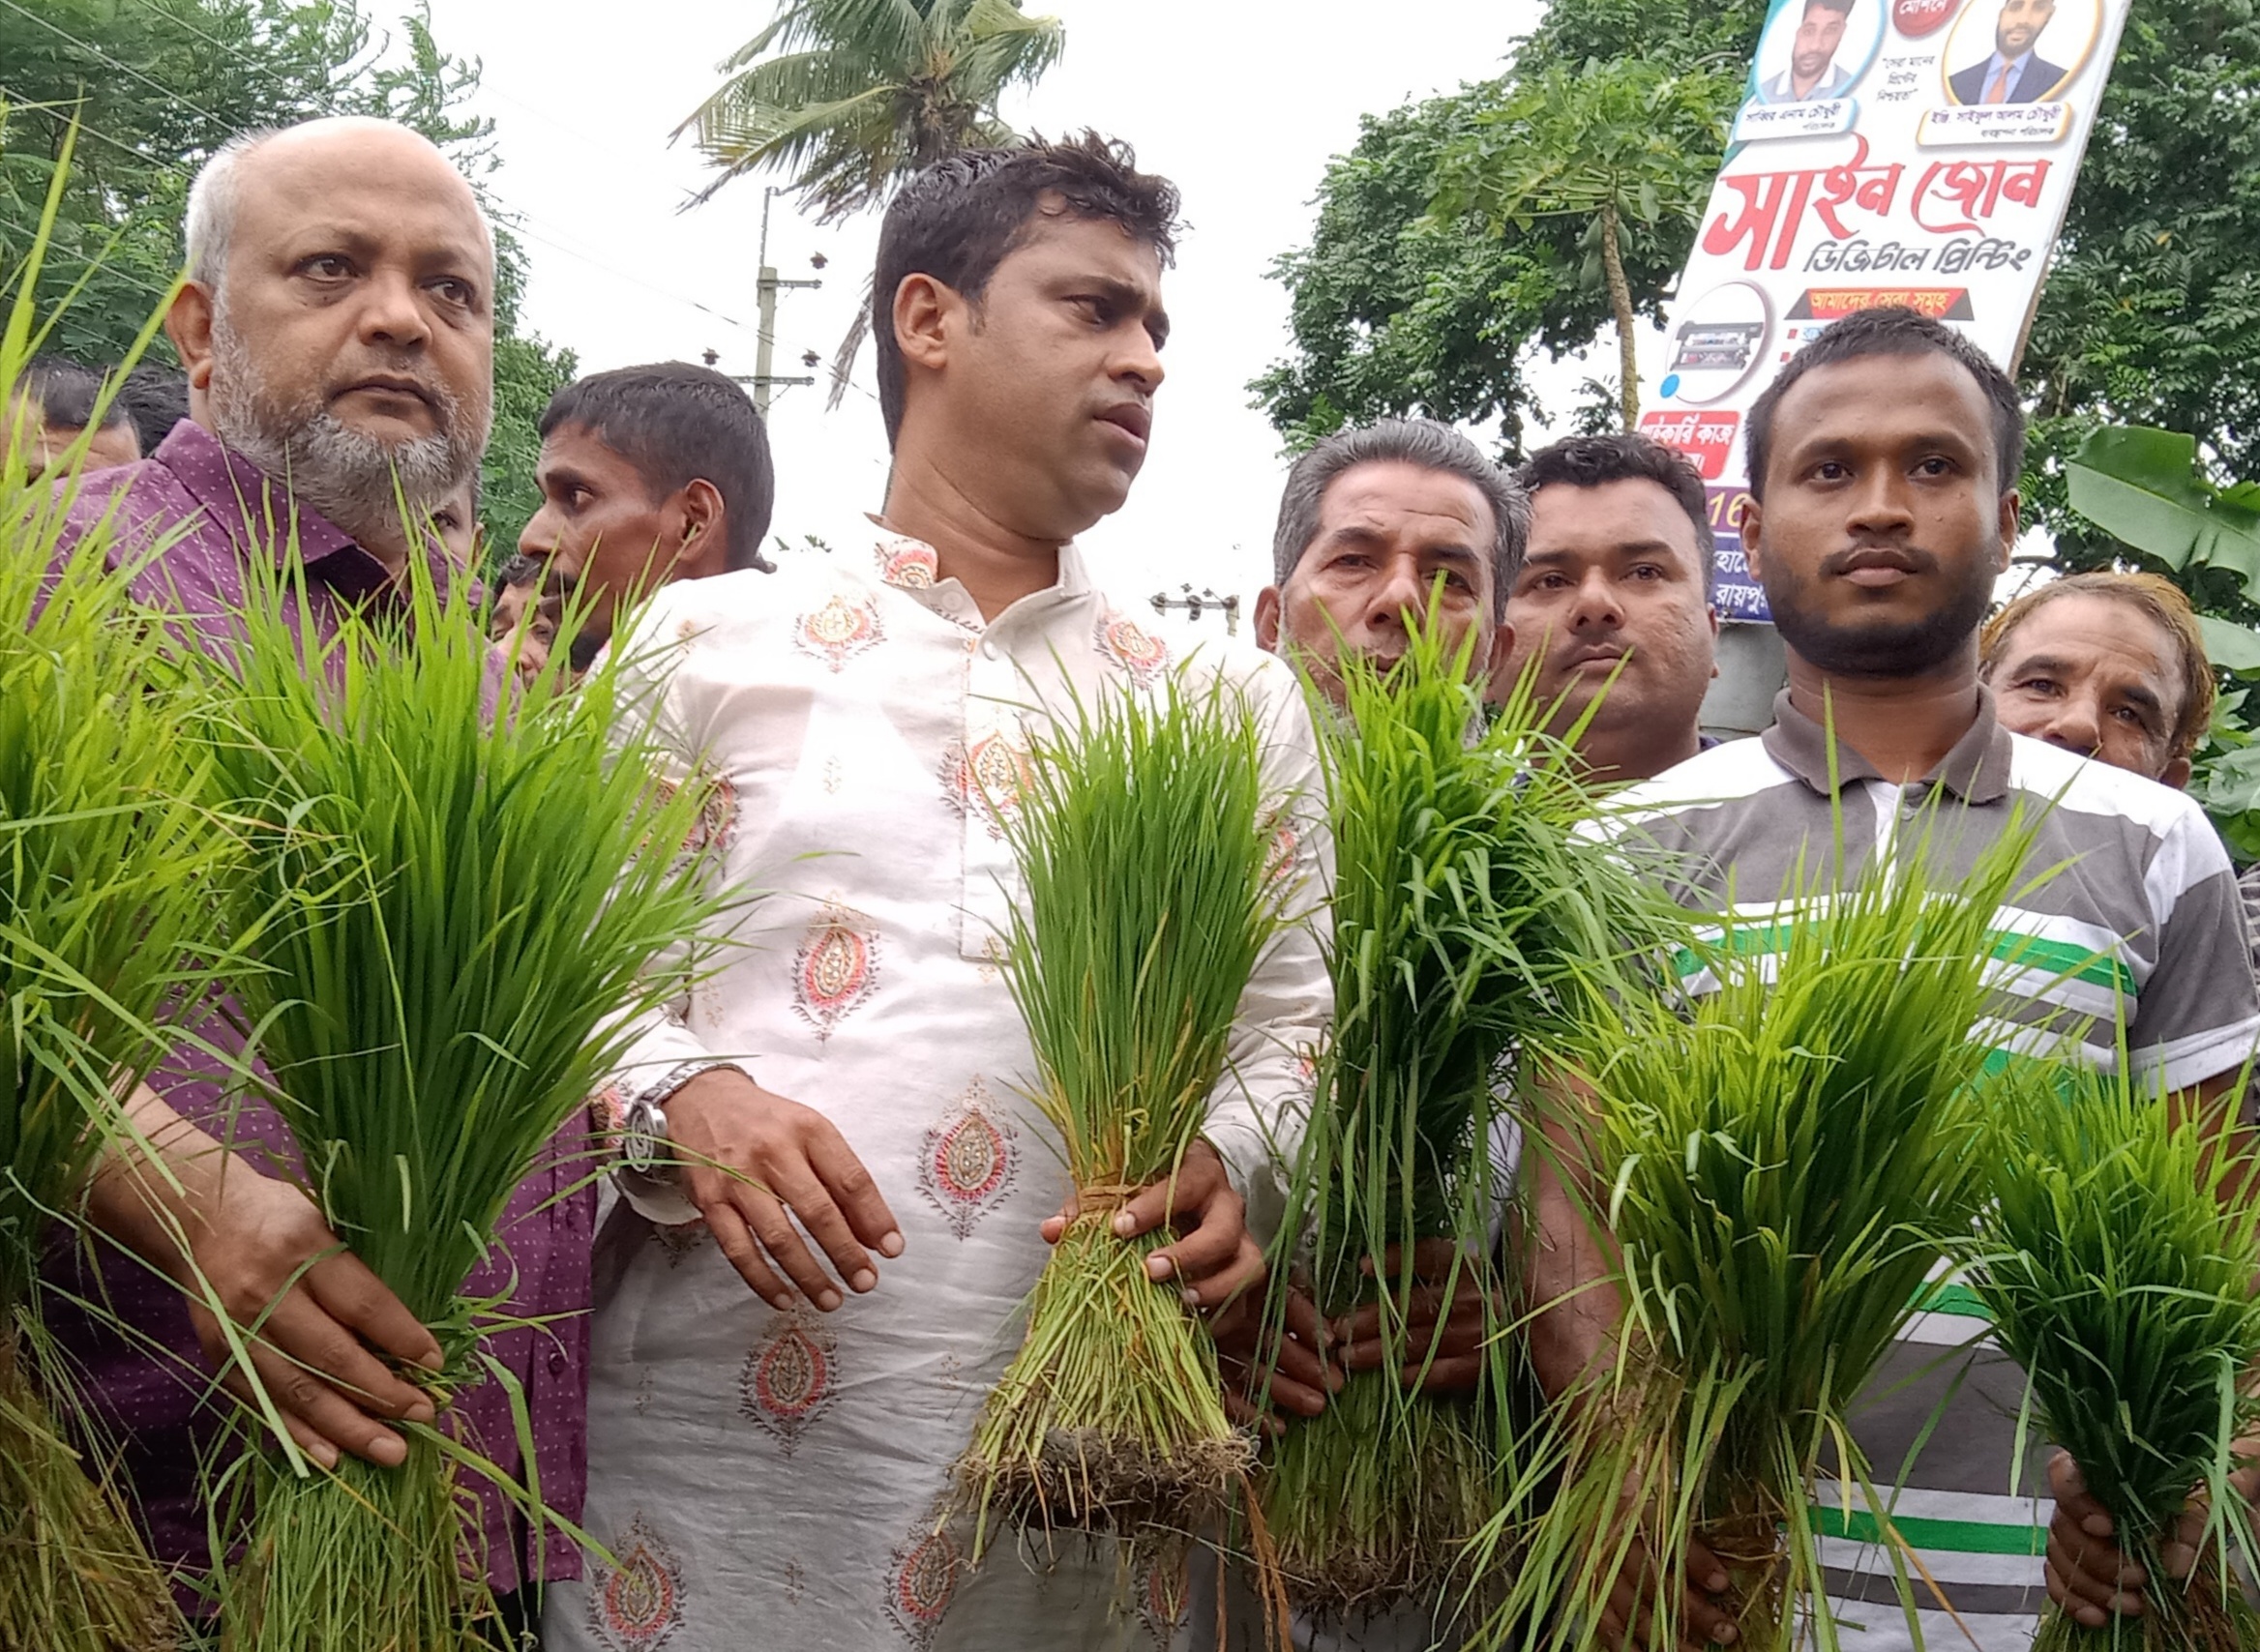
[679,0,1065,402]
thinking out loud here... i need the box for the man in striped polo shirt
[1598,306,2260,1651]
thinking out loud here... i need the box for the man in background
[7,355,141,479]
[492,360,774,680]
[1253,417,1521,708]
[1980,570,2212,790]
[117,363,191,457]
[1504,431,1719,784]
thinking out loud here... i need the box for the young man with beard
[543,135,1327,1652]
[45,116,588,1638]
[1553,307,2260,1651]
[491,361,776,683]
[1503,432,1720,785]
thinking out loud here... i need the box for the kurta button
[548,1348,569,1377]
[981,639,999,660]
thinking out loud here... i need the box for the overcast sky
[422,0,1576,635]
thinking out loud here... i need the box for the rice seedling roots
[227,1433,491,1652]
[0,1331,177,1651]
[1697,1508,1787,1652]
[957,1222,1252,1552]
[1263,1374,1495,1618]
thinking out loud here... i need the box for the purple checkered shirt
[40,419,589,1597]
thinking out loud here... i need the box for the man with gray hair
[1254,417,1527,708]
[45,115,582,1641]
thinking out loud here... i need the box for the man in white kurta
[545,135,1330,1652]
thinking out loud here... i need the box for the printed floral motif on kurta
[796,593,883,671]
[882,1519,961,1650]
[937,731,1031,841]
[1094,608,1170,686]
[917,1078,1020,1239]
[791,900,879,1040]
[876,538,938,589]
[738,1309,840,1457]
[586,1510,685,1652]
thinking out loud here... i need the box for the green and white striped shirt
[1609,688,2260,1652]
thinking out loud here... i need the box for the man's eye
[2012,676,2060,697]
[1915,456,1954,477]
[429,278,477,308]
[1811,460,1850,482]
[1628,564,1664,581]
[302,254,354,280]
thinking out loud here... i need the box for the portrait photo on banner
[1942,0,2100,105]
[1753,0,1886,104]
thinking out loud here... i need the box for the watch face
[621,1100,663,1174]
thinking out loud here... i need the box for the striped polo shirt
[1607,687,2260,1652]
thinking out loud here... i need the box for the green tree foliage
[1256,0,2260,506]
[1429,58,1735,432]
[1251,0,1763,456]
[0,0,575,553]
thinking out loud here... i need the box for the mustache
[1817,543,1939,578]
[495,553,578,603]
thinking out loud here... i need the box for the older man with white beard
[43,116,589,1641]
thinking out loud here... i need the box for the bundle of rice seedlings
[0,133,209,1652]
[955,671,1296,1557]
[1261,617,1678,1619]
[1968,1059,2260,1650]
[1488,817,2045,1652]
[194,558,729,1652]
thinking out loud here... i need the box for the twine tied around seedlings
[1068,1181,1143,1228]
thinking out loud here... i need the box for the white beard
[206,302,489,548]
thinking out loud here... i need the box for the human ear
[892,273,958,375]
[1253,585,1284,655]
[166,282,218,394]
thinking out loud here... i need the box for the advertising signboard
[1639,0,2134,619]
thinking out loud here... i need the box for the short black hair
[1804,0,1855,15]
[20,355,130,434]
[539,363,776,573]
[116,364,188,455]
[1744,305,2025,501]
[1515,432,1719,604]
[872,132,1181,447]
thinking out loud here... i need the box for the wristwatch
[619,1058,750,1181]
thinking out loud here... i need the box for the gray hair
[185,128,280,293]
[1270,419,1531,621]
[184,118,495,296]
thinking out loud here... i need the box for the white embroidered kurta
[545,528,1331,1652]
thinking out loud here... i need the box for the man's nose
[358,268,433,351]
[2045,691,2103,756]
[1567,569,1624,632]
[1365,561,1429,631]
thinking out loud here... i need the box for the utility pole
[753,186,823,415]
[1149,583,1241,637]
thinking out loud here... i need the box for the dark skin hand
[88,1086,441,1470]
[1335,1238,1494,1391]
[1215,1238,1494,1432]
[667,1068,905,1312]
[1040,1137,1266,1311]
[2045,1450,2260,1627]
[1214,1278,1340,1436]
